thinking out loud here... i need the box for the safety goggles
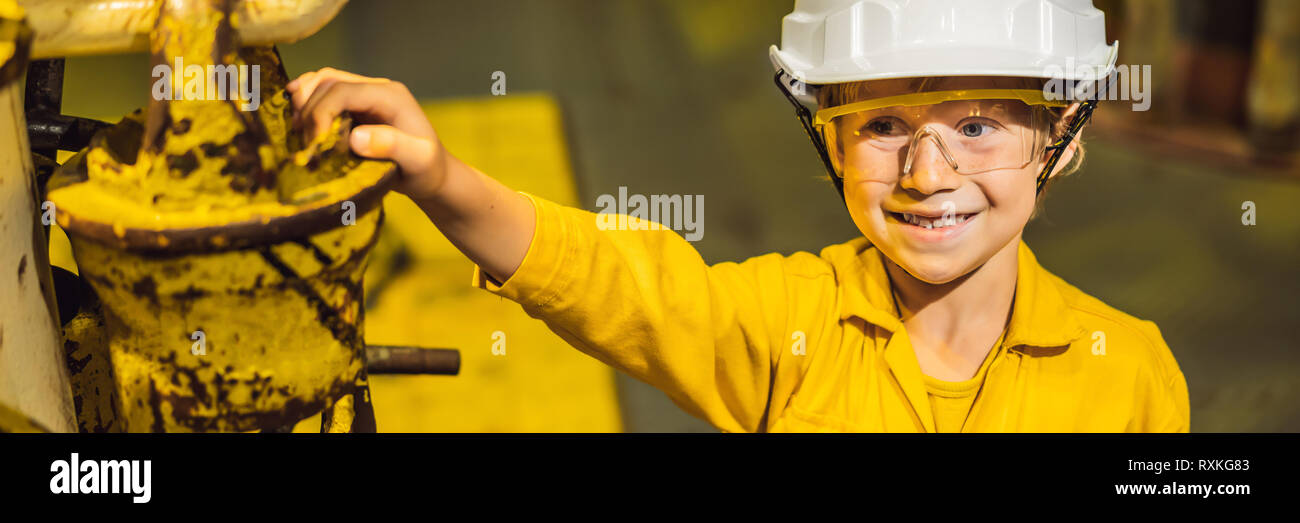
[814,89,1069,179]
[774,70,1097,197]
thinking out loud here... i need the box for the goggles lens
[817,90,1061,179]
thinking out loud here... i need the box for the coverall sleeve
[1133,368,1190,433]
[472,193,812,432]
[1127,322,1191,433]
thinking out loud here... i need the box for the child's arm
[290,69,827,431]
[289,68,535,284]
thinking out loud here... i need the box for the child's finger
[289,68,387,112]
[350,124,436,178]
[298,81,403,141]
[287,72,318,110]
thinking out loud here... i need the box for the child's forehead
[838,76,1042,102]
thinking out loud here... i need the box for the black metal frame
[774,69,1098,199]
[25,60,115,157]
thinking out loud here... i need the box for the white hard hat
[770,0,1120,102]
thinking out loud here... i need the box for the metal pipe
[24,58,112,157]
[365,346,461,376]
[18,0,349,59]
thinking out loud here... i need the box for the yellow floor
[49,93,623,432]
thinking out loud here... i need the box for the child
[287,0,1189,432]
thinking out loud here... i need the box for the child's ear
[820,122,846,179]
[1045,102,1084,180]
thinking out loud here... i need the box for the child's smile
[886,208,979,238]
[851,164,1032,285]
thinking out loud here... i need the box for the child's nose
[900,134,962,195]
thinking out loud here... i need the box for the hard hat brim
[770,42,1119,104]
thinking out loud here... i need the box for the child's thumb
[349,124,436,177]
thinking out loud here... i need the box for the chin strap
[1037,97,1097,195]
[774,70,844,200]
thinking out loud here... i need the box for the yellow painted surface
[46,6,390,432]
[49,152,80,275]
[51,92,621,432]
[0,0,21,66]
[70,207,381,432]
[304,94,622,432]
[48,222,76,274]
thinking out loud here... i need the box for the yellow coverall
[473,193,1191,433]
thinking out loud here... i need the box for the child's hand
[287,68,537,283]
[287,68,446,201]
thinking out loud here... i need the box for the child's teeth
[900,212,973,229]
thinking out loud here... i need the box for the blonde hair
[816,78,1087,195]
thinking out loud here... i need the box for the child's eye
[959,122,991,138]
[856,117,907,137]
[956,118,1002,138]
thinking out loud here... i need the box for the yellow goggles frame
[812,89,1070,127]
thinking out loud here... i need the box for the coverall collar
[838,239,1088,350]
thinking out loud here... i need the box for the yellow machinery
[1,0,458,433]
[0,0,74,433]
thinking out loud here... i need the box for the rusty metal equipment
[1,0,460,433]
[0,1,76,433]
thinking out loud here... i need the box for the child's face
[831,77,1051,284]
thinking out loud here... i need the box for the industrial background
[21,0,1300,432]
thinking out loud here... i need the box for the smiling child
[286,0,1189,432]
